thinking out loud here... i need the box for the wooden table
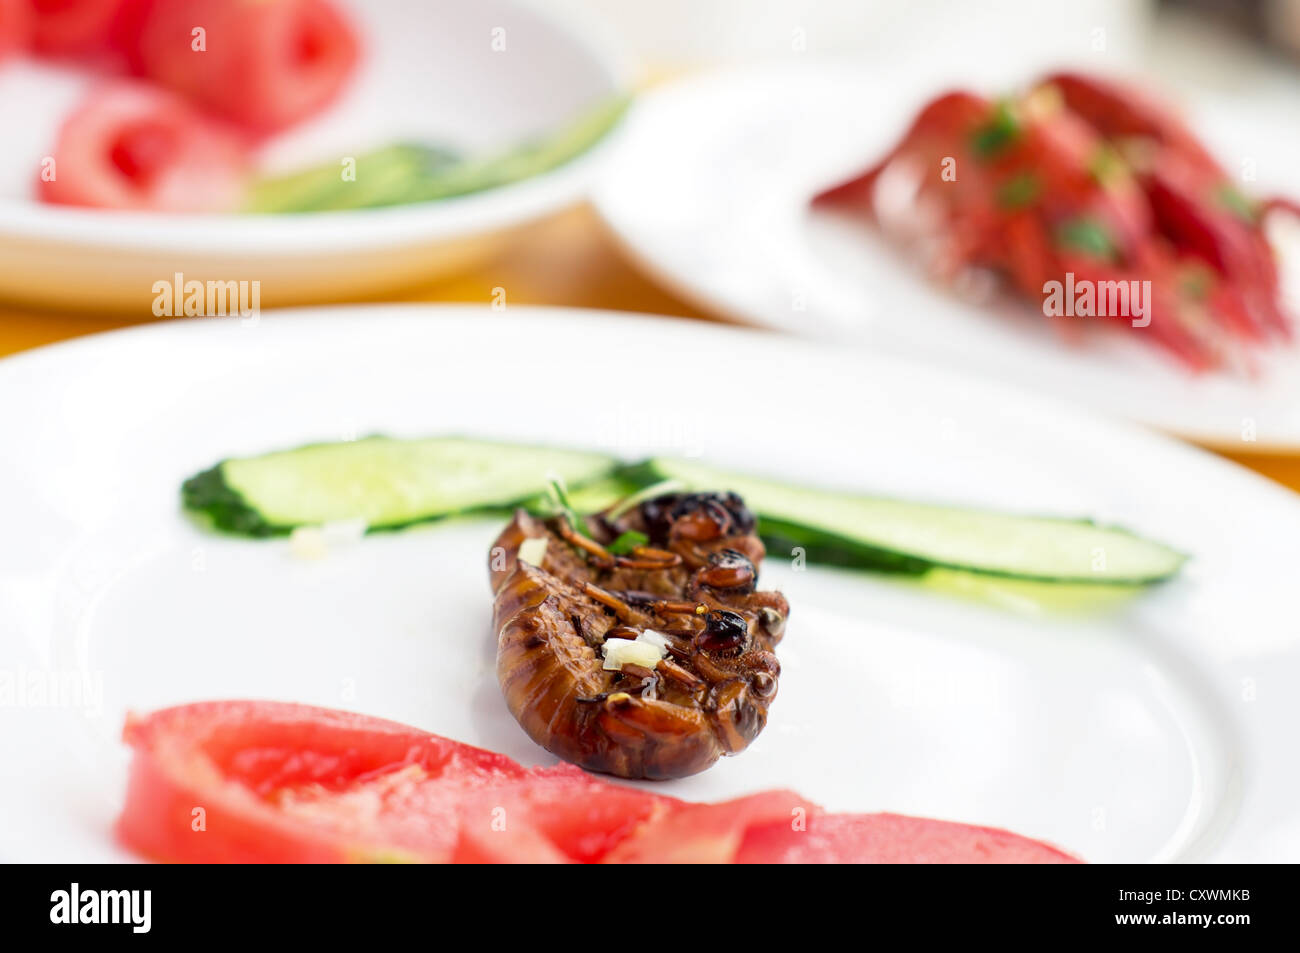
[2,203,1295,492]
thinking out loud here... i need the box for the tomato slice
[735,812,1081,864]
[118,701,673,863]
[603,790,818,863]
[452,767,675,864]
[118,701,1083,863]
[0,0,33,59]
[38,81,247,211]
[129,0,359,134]
[28,0,126,56]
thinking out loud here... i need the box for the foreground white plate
[2,305,1299,862]
[594,64,1300,450]
[0,0,626,310]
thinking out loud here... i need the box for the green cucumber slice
[625,458,1186,585]
[244,95,628,214]
[182,437,616,537]
[244,144,460,214]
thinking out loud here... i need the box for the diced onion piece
[517,536,548,566]
[602,637,666,672]
[637,629,671,652]
[289,526,328,560]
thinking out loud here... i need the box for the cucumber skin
[757,516,1180,584]
[181,440,622,538]
[614,460,926,575]
[758,518,932,576]
[182,463,281,537]
[618,460,1187,585]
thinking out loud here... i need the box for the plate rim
[4,301,1299,516]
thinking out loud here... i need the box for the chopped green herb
[546,476,591,539]
[1087,145,1126,188]
[605,478,684,520]
[997,172,1040,209]
[970,101,1020,159]
[1216,183,1258,225]
[1178,264,1214,301]
[1056,217,1118,261]
[607,531,649,556]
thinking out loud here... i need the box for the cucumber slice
[625,458,1186,585]
[243,95,628,214]
[183,437,616,537]
[245,144,460,214]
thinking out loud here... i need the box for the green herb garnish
[546,476,590,539]
[1056,217,1118,261]
[1216,183,1258,225]
[605,478,684,520]
[1178,264,1214,301]
[607,531,649,556]
[997,172,1040,209]
[970,101,1020,159]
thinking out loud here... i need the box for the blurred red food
[27,0,127,56]
[0,0,33,59]
[815,72,1298,371]
[38,80,248,211]
[736,812,1080,863]
[127,0,360,135]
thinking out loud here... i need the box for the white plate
[594,64,1300,450]
[2,304,1299,863]
[0,0,628,310]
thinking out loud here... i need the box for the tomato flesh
[0,0,33,59]
[39,81,247,211]
[118,702,672,863]
[129,0,360,134]
[28,0,125,56]
[735,812,1081,864]
[118,701,1082,864]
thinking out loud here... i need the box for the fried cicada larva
[489,492,787,780]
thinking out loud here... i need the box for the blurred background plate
[1,305,1299,861]
[593,62,1300,450]
[0,0,629,311]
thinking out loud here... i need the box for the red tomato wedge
[39,81,247,211]
[0,0,33,59]
[735,812,1080,864]
[603,790,817,863]
[118,701,674,863]
[451,768,676,864]
[118,701,1082,864]
[128,0,359,134]
[28,0,126,56]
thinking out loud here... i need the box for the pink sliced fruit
[128,0,360,134]
[0,0,33,59]
[119,701,1082,863]
[38,80,248,212]
[736,812,1080,864]
[28,0,126,57]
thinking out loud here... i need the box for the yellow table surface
[1,203,1296,493]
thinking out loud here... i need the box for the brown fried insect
[489,492,787,780]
